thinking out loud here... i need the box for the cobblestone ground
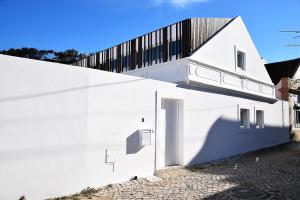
[52,143,300,200]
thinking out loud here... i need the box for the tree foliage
[0,47,86,64]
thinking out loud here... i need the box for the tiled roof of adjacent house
[265,58,300,85]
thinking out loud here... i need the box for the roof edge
[189,17,238,56]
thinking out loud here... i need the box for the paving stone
[51,142,300,200]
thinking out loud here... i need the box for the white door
[161,99,179,166]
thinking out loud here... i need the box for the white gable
[190,16,273,85]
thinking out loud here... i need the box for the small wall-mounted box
[105,149,116,164]
[138,129,152,147]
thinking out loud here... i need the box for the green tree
[0,47,86,64]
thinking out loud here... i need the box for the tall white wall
[0,55,160,200]
[0,55,289,199]
[123,57,189,83]
[181,88,289,164]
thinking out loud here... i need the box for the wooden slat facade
[73,18,233,73]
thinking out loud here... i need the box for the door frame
[155,90,184,170]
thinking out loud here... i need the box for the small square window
[240,108,250,128]
[256,110,264,128]
[237,51,246,70]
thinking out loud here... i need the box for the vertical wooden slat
[121,44,123,72]
[143,35,146,67]
[107,50,109,71]
[130,39,136,70]
[163,27,168,62]
[87,56,90,68]
[169,25,172,61]
[182,19,191,58]
[100,52,103,70]
[155,30,158,64]
[117,44,121,73]
[138,36,142,68]
[149,33,152,66]
[176,23,178,59]
[147,34,150,66]
[126,41,129,71]
[159,29,162,63]
[96,53,100,69]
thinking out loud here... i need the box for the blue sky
[0,0,299,62]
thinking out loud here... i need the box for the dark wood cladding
[96,53,100,69]
[130,39,136,70]
[138,37,142,68]
[105,49,109,71]
[182,19,191,58]
[190,18,232,52]
[117,45,121,73]
[163,27,168,62]
[73,18,232,73]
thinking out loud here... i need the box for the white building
[265,58,300,141]
[0,16,289,200]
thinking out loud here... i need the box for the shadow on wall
[188,117,290,166]
[177,84,275,103]
[184,118,292,199]
[126,130,143,154]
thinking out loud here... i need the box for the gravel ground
[50,142,300,200]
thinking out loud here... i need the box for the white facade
[125,17,276,103]
[0,16,290,200]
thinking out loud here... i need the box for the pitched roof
[265,58,300,85]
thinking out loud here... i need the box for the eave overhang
[185,59,277,103]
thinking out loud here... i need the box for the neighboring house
[0,16,289,200]
[265,58,300,141]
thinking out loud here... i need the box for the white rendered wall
[123,57,189,83]
[190,16,273,85]
[0,55,161,200]
[179,88,289,164]
[0,55,289,200]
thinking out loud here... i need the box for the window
[240,108,250,128]
[256,110,264,128]
[237,51,246,70]
[297,95,300,103]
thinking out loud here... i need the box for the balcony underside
[186,61,277,103]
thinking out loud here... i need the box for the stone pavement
[52,143,300,200]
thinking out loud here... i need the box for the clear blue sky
[0,0,299,62]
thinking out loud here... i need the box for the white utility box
[138,129,152,147]
[105,149,116,163]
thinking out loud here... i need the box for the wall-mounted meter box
[105,149,116,164]
[138,129,152,147]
